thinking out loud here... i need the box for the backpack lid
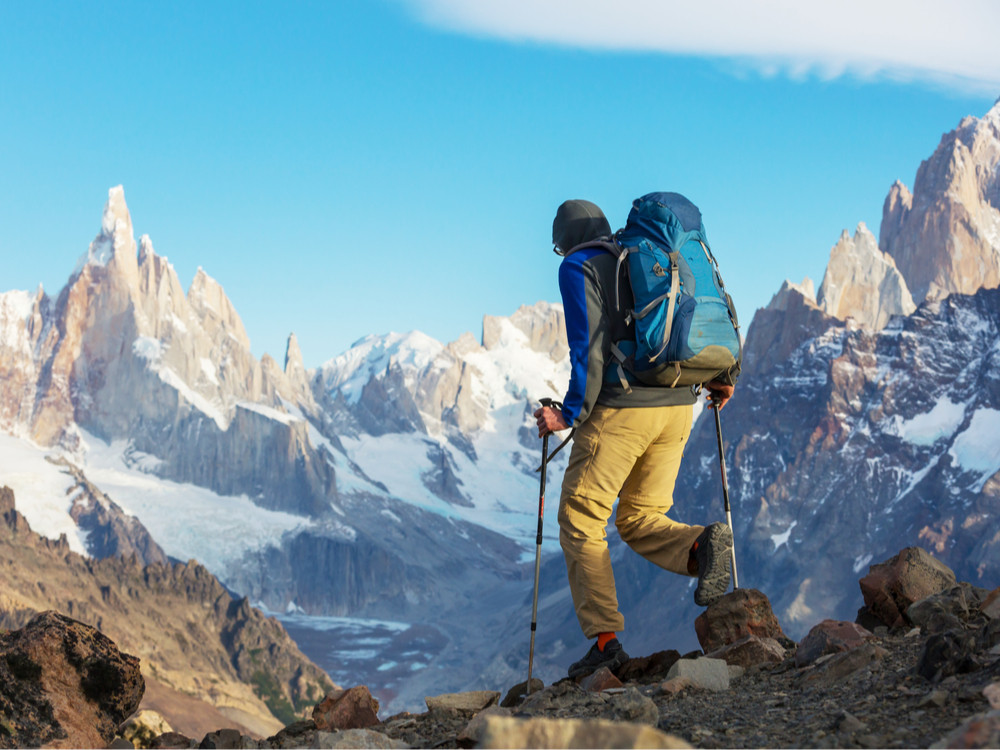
[619,192,706,252]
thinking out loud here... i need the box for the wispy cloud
[401,0,1000,95]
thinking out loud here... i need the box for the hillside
[0,485,335,738]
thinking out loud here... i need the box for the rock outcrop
[880,100,1000,303]
[0,485,334,737]
[0,610,143,749]
[816,222,915,329]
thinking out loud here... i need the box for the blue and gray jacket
[559,248,704,426]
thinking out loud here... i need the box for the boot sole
[694,524,733,606]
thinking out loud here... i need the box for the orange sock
[597,632,616,652]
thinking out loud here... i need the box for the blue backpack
[575,192,741,390]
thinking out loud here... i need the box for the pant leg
[558,405,661,639]
[615,404,704,575]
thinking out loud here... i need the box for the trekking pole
[527,397,556,694]
[711,393,739,590]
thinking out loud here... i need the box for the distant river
[276,613,448,714]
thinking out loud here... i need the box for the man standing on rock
[534,197,739,678]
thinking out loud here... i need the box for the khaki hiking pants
[558,403,704,638]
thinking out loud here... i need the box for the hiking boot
[567,638,629,679]
[692,522,733,606]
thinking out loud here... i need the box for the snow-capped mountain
[511,99,1000,667]
[2,99,999,712]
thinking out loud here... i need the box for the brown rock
[858,547,956,629]
[578,667,623,693]
[694,589,786,652]
[795,620,876,667]
[312,686,380,731]
[0,610,144,749]
[707,634,786,668]
[617,650,681,682]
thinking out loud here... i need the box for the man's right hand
[533,406,569,437]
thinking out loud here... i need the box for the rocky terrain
[0,485,335,738]
[3,544,996,748]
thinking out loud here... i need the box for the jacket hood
[552,199,611,254]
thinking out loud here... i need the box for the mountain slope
[0,485,335,737]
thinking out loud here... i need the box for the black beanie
[552,199,611,254]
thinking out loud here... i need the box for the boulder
[0,610,144,749]
[617,650,681,682]
[794,620,876,667]
[694,589,786,652]
[858,547,956,629]
[665,658,730,691]
[578,667,623,693]
[313,687,380,731]
[706,634,785,668]
[424,690,499,712]
[477,715,691,749]
[121,710,174,749]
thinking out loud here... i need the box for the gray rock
[666,658,730,691]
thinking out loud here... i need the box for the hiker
[534,196,740,678]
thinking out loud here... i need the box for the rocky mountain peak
[881,103,1000,302]
[187,267,251,352]
[763,277,817,312]
[482,301,567,361]
[80,185,140,288]
[816,222,915,330]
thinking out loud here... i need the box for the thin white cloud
[400,0,1000,94]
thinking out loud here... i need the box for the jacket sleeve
[558,254,609,427]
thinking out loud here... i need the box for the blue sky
[1,1,997,368]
